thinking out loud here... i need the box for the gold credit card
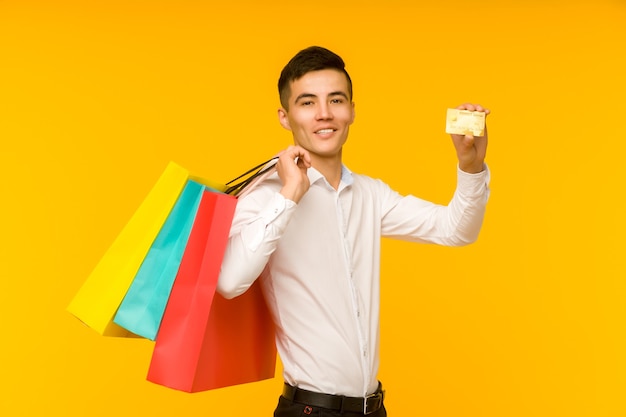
[445,109,486,136]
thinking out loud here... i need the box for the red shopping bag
[197,283,276,390]
[146,189,276,392]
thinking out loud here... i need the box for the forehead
[289,69,350,98]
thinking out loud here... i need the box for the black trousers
[273,395,388,417]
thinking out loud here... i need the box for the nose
[315,102,333,120]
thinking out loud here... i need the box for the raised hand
[450,103,490,174]
[277,145,312,203]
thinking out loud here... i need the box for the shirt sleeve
[217,190,297,299]
[380,165,490,246]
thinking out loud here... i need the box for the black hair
[278,46,353,109]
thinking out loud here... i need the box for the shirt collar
[341,165,354,186]
[308,165,353,190]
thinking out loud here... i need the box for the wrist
[459,161,485,174]
[280,185,304,204]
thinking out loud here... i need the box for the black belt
[282,383,385,415]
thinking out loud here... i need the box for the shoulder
[349,172,400,206]
[351,172,391,192]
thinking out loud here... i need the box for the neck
[311,152,343,190]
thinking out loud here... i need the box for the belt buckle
[364,391,383,415]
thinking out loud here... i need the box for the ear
[350,101,356,124]
[277,108,292,131]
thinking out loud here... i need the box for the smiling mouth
[315,129,335,134]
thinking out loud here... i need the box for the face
[278,69,355,161]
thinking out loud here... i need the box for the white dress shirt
[217,165,490,398]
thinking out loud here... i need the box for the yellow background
[1,1,625,416]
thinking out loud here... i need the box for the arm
[381,103,491,245]
[217,146,311,299]
[380,167,490,246]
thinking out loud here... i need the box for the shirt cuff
[457,164,491,197]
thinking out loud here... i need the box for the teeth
[316,129,334,134]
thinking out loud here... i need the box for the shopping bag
[146,189,276,392]
[66,157,273,337]
[112,180,205,340]
[66,162,191,337]
[112,158,278,340]
[198,283,276,390]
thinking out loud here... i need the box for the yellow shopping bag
[67,162,209,336]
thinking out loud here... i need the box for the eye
[300,100,314,106]
[330,98,344,104]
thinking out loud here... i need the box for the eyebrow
[294,91,350,104]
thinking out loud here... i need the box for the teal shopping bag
[113,180,205,340]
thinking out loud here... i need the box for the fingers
[278,145,312,168]
[276,146,311,203]
[456,103,491,116]
[453,103,490,141]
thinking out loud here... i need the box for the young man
[217,46,490,416]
